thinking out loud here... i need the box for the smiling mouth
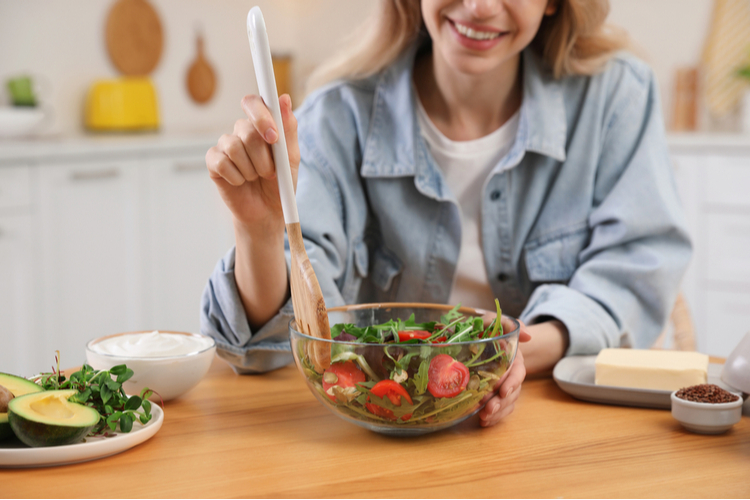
[450,20,503,41]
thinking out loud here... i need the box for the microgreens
[33,351,158,436]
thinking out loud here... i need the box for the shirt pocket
[524,224,589,283]
[353,238,369,278]
[370,245,403,298]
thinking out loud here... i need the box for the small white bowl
[85,331,216,401]
[670,391,743,435]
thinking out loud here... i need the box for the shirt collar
[361,44,567,181]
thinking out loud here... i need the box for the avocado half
[0,372,44,441]
[8,389,100,447]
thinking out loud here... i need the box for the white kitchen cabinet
[144,156,234,333]
[0,165,36,375]
[670,138,750,357]
[0,135,228,377]
[0,213,36,375]
[37,159,146,370]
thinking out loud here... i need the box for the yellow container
[85,77,160,131]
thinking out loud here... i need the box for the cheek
[421,0,448,30]
[507,2,549,45]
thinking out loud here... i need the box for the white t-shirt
[415,97,520,310]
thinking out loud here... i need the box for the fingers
[518,319,532,343]
[480,400,516,427]
[233,119,276,180]
[218,132,257,183]
[478,389,520,427]
[500,348,526,398]
[279,94,300,168]
[478,349,527,427]
[206,93,299,192]
[242,94,279,144]
[206,145,245,187]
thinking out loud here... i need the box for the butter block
[594,348,708,391]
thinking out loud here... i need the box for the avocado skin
[8,411,95,447]
[0,373,44,442]
[0,414,11,441]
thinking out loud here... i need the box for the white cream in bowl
[86,331,216,401]
[90,330,214,357]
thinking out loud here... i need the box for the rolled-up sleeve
[521,65,693,355]
[200,247,297,374]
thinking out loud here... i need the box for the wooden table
[3,357,749,498]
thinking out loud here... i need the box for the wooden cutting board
[105,0,163,76]
[186,33,216,104]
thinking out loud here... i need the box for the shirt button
[490,190,502,201]
[497,272,509,282]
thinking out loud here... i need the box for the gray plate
[552,355,728,409]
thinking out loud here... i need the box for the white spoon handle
[247,6,299,224]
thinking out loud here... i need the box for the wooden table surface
[3,357,749,498]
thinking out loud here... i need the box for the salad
[295,301,517,427]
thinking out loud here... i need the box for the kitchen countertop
[3,357,747,498]
[3,131,750,166]
[0,132,220,165]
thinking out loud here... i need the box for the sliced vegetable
[397,330,431,342]
[322,361,366,402]
[370,380,413,406]
[427,354,470,398]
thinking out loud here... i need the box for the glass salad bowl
[289,303,520,436]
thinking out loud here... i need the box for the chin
[445,53,511,76]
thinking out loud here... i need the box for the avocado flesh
[0,373,44,441]
[8,389,100,447]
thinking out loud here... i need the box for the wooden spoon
[247,7,331,373]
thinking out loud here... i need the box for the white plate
[553,355,729,409]
[0,404,163,468]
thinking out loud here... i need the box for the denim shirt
[201,44,692,374]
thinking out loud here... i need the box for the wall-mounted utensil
[106,0,163,76]
[186,32,217,104]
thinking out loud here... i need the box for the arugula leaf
[412,359,429,395]
[491,299,503,337]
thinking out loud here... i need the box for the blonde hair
[306,0,628,92]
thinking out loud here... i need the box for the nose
[463,0,503,18]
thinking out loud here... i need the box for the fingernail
[490,405,499,415]
[265,128,278,143]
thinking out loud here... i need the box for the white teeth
[454,22,500,41]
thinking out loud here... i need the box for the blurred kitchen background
[1,0,749,375]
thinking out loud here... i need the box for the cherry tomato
[322,361,366,401]
[364,403,397,420]
[364,403,412,421]
[365,380,413,421]
[427,354,469,398]
[397,330,447,343]
[397,330,431,342]
[370,379,413,405]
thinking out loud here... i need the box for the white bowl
[670,391,743,435]
[85,331,216,401]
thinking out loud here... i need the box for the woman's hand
[205,93,299,235]
[478,319,531,427]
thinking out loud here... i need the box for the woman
[202,0,692,427]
